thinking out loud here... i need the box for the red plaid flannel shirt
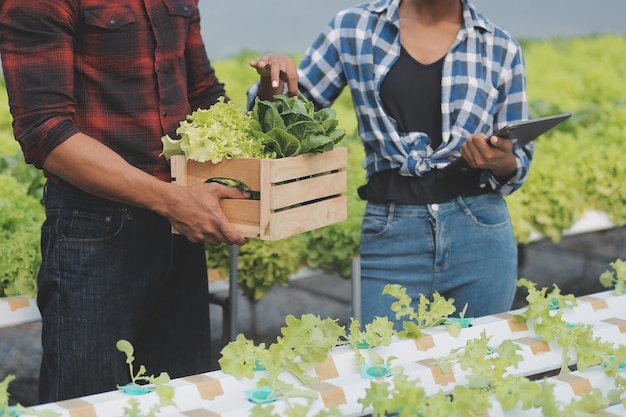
[1,0,226,181]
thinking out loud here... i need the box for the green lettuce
[161,97,273,163]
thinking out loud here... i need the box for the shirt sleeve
[296,15,348,110]
[0,0,80,169]
[485,43,533,196]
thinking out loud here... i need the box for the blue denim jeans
[37,182,211,403]
[359,193,518,328]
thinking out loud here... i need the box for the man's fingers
[207,182,250,200]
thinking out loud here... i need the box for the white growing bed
[14,289,626,417]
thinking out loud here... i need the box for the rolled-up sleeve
[486,44,532,196]
[1,0,80,168]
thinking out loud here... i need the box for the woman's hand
[461,133,517,181]
[250,53,299,100]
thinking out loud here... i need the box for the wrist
[492,164,516,182]
[138,179,182,218]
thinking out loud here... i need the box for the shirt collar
[462,0,494,35]
[367,0,400,21]
[366,0,494,34]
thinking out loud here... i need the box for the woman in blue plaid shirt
[251,0,532,327]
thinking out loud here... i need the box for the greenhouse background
[1,0,626,411]
[198,0,626,59]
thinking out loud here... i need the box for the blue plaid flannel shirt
[249,0,532,195]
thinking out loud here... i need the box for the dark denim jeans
[37,181,211,403]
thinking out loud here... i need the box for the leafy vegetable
[206,237,304,301]
[346,317,395,366]
[116,340,176,417]
[161,93,345,165]
[251,94,345,157]
[382,284,457,339]
[1,375,59,417]
[599,258,626,295]
[219,314,345,403]
[0,174,44,298]
[161,97,273,163]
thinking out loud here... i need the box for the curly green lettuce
[161,97,274,164]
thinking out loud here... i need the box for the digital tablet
[491,112,572,147]
[443,112,572,174]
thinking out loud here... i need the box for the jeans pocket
[56,206,125,243]
[360,203,391,237]
[459,194,511,228]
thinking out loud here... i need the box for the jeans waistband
[365,193,498,216]
[43,180,158,221]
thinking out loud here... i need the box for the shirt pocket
[83,4,136,30]
[157,0,196,62]
[163,0,195,18]
[80,4,139,71]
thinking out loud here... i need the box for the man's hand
[250,53,299,100]
[165,182,249,246]
[460,133,517,181]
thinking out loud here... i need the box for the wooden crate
[170,147,348,241]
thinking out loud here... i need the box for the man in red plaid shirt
[0,0,297,403]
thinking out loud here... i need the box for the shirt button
[109,19,116,25]
[162,111,167,117]
[431,204,439,211]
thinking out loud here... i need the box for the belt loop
[387,202,396,223]
[42,181,50,204]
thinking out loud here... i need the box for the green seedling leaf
[1,375,60,417]
[219,334,267,380]
[382,284,456,339]
[599,259,626,295]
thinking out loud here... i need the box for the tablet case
[491,112,572,146]
[443,112,572,175]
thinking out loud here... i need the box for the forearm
[43,133,174,216]
[43,132,248,246]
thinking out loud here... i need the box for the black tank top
[358,47,488,204]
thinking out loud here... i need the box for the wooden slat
[270,171,347,210]
[170,154,188,186]
[260,158,272,241]
[267,147,347,183]
[220,199,261,238]
[186,158,262,190]
[261,195,348,240]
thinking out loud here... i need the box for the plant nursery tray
[20,289,626,417]
[0,296,40,328]
[170,147,348,241]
